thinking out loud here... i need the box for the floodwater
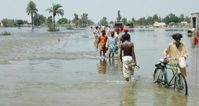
[0,27,199,106]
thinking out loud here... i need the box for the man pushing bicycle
[162,33,188,77]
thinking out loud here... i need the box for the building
[191,13,199,33]
[153,21,166,28]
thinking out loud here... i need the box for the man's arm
[131,43,137,65]
[181,43,188,59]
[97,36,100,48]
[120,44,123,62]
[162,43,171,59]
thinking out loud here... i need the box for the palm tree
[46,3,64,31]
[26,1,38,30]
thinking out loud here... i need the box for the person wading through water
[162,33,188,77]
[120,29,138,81]
[97,29,108,58]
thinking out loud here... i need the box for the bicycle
[153,58,188,96]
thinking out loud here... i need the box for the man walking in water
[97,29,108,58]
[163,33,188,77]
[121,27,131,42]
[107,31,117,58]
[120,31,137,81]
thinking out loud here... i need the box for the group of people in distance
[91,25,191,82]
[91,25,119,58]
[91,26,138,81]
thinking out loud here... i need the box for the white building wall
[191,13,199,33]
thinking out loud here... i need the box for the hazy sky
[0,0,199,22]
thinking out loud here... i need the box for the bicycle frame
[153,61,188,95]
[155,62,178,86]
[163,63,179,87]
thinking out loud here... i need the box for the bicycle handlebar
[135,65,140,69]
[160,57,185,63]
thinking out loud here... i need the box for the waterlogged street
[0,27,199,106]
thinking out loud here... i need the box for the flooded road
[0,27,199,106]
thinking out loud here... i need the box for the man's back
[120,41,133,56]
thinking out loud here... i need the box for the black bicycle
[153,59,188,96]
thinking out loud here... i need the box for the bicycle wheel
[174,73,188,96]
[153,68,164,83]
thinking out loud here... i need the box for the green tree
[57,18,68,25]
[131,18,136,23]
[87,19,94,26]
[179,14,185,22]
[121,17,128,25]
[46,3,64,31]
[126,20,134,27]
[33,14,47,26]
[131,17,137,25]
[15,20,24,27]
[26,1,38,30]
[99,17,108,26]
[137,17,146,25]
[163,13,179,24]
[184,16,191,23]
[169,13,179,23]
[1,18,15,27]
[153,14,161,22]
[146,16,154,25]
[72,13,79,27]
[47,16,53,27]
[1,18,9,27]
[80,13,88,27]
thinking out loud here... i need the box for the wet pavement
[0,27,199,106]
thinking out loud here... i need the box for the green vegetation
[0,2,192,31]
[33,14,46,26]
[0,31,11,36]
[114,11,190,26]
[46,3,64,32]
[66,24,74,30]
[26,1,38,30]
[71,13,93,28]
[72,13,79,28]
[57,18,69,25]
[127,14,190,26]
[99,17,108,27]
[80,13,89,27]
[1,19,28,27]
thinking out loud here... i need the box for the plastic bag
[179,57,186,68]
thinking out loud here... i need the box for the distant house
[180,21,190,27]
[153,21,166,28]
[191,13,199,33]
[181,21,188,25]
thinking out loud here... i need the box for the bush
[0,31,11,36]
[47,25,59,32]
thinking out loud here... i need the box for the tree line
[0,1,94,31]
[99,10,191,27]
[0,1,191,31]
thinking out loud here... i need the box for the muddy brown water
[0,27,199,106]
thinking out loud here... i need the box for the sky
[0,0,199,23]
